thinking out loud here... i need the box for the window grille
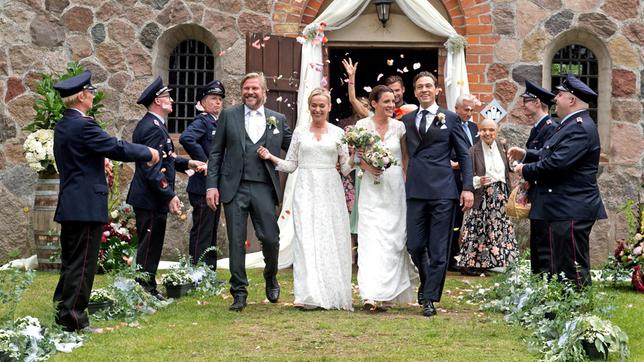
[551,44,598,122]
[168,40,215,133]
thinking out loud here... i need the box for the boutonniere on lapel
[266,116,280,134]
[436,113,447,129]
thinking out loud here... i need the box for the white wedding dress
[275,125,353,310]
[355,117,416,304]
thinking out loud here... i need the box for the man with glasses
[127,77,205,300]
[509,74,606,288]
[520,80,558,275]
[449,94,479,273]
[52,70,160,332]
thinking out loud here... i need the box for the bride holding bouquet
[350,85,416,310]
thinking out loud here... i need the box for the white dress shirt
[473,140,506,189]
[244,105,267,144]
[414,102,439,134]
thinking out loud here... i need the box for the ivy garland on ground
[0,269,83,361]
[469,260,629,362]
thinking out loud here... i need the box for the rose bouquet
[341,126,380,150]
[360,142,400,184]
[23,129,57,174]
[98,202,137,273]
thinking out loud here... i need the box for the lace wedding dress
[276,125,353,310]
[355,117,416,304]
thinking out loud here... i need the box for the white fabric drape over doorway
[218,0,469,270]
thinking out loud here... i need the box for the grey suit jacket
[206,104,292,204]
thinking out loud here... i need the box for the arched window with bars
[168,40,215,134]
[550,44,598,122]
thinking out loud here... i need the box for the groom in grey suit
[206,72,292,311]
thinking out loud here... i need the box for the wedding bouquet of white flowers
[23,129,57,174]
[341,126,380,150]
[360,142,400,185]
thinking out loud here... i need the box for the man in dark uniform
[206,72,292,311]
[179,80,225,269]
[449,94,479,273]
[510,74,607,288]
[520,80,558,275]
[127,77,204,299]
[52,70,159,332]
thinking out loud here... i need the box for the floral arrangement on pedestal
[23,129,56,174]
[601,200,643,292]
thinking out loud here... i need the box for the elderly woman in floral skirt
[457,118,518,275]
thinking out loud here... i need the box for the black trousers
[188,192,221,269]
[406,198,455,302]
[134,207,168,292]
[223,181,279,298]
[529,219,551,275]
[54,221,102,331]
[547,219,595,288]
[449,207,465,268]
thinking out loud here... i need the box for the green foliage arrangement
[0,269,34,323]
[25,62,106,132]
[469,259,629,361]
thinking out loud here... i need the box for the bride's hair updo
[308,87,331,105]
[368,85,394,105]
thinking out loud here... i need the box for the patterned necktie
[419,110,429,138]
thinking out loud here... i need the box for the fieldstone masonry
[0,0,641,266]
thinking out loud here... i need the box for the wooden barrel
[32,172,61,272]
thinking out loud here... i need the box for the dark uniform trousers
[530,219,551,274]
[134,208,168,292]
[54,221,103,331]
[546,219,594,287]
[188,192,221,268]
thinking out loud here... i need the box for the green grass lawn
[11,269,643,361]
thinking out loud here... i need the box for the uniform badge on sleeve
[576,117,583,124]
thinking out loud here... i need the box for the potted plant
[160,269,194,299]
[88,288,116,314]
[554,315,629,361]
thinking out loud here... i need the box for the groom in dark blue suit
[402,72,474,317]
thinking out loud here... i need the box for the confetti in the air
[403,66,409,73]
[400,54,405,58]
[336,98,342,104]
[363,86,372,92]
[396,68,404,74]
[413,62,421,70]
[386,59,394,66]
[377,73,384,81]
[320,78,328,87]
[263,35,270,41]
[276,96,283,102]
[252,39,261,49]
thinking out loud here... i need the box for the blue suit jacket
[526,115,558,151]
[127,112,189,212]
[523,110,607,221]
[452,118,478,192]
[53,109,151,223]
[179,112,217,196]
[403,107,474,200]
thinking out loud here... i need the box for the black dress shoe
[422,301,437,317]
[417,285,425,305]
[229,296,247,312]
[265,276,280,303]
[150,290,166,301]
